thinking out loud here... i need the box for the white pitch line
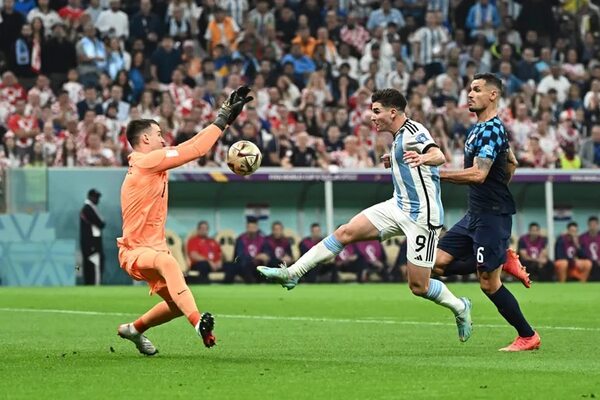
[0,307,599,332]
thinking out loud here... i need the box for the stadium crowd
[0,0,600,170]
[180,215,600,284]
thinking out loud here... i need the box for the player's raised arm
[127,87,253,173]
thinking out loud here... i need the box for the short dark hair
[589,216,599,223]
[125,119,159,147]
[567,221,578,229]
[197,220,208,228]
[473,72,504,96]
[272,221,283,228]
[529,222,540,229]
[310,223,320,229]
[371,88,407,112]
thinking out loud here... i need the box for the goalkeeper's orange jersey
[117,124,221,252]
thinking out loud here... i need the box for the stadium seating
[165,229,188,274]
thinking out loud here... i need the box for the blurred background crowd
[1,0,600,170]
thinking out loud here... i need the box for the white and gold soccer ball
[226,140,262,176]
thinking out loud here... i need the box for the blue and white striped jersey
[390,119,444,228]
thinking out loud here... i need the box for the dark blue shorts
[438,212,512,272]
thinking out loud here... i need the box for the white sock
[424,279,465,315]
[129,323,140,335]
[288,234,344,278]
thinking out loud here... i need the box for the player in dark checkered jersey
[435,73,541,352]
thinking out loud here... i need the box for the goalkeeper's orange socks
[132,301,183,334]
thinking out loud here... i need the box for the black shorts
[438,212,512,272]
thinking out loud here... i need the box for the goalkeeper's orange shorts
[118,246,170,295]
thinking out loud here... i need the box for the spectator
[80,130,116,166]
[517,222,551,281]
[84,0,102,24]
[54,134,80,166]
[275,6,298,44]
[537,63,571,104]
[26,0,61,34]
[230,216,265,283]
[165,4,194,42]
[355,240,388,282]
[331,135,373,168]
[554,222,593,282]
[248,0,274,37]
[28,74,55,107]
[105,38,131,80]
[263,123,292,167]
[102,84,130,121]
[219,0,249,27]
[515,47,539,83]
[259,221,293,268]
[95,0,129,40]
[75,23,106,87]
[282,131,325,168]
[79,188,105,285]
[579,216,600,280]
[150,36,181,85]
[340,11,370,55]
[367,0,405,31]
[465,0,500,42]
[580,125,600,168]
[204,7,239,53]
[42,22,77,92]
[1,0,27,58]
[520,135,553,168]
[58,0,84,24]
[334,242,362,282]
[557,142,582,169]
[77,85,102,120]
[11,23,42,88]
[7,97,39,150]
[62,69,84,105]
[129,0,162,55]
[186,221,222,284]
[410,11,449,81]
[0,132,23,167]
[281,43,316,85]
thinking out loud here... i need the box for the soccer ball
[227,140,262,176]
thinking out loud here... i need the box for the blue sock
[423,278,465,314]
[288,234,343,278]
[425,278,443,299]
[485,285,535,337]
[323,234,343,254]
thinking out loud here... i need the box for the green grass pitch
[1,283,599,399]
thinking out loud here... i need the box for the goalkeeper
[116,87,252,355]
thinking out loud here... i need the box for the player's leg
[131,287,184,332]
[433,214,474,277]
[475,215,540,351]
[137,251,216,347]
[117,288,183,356]
[435,248,530,287]
[257,200,385,289]
[289,213,379,277]
[554,259,569,282]
[405,223,472,342]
